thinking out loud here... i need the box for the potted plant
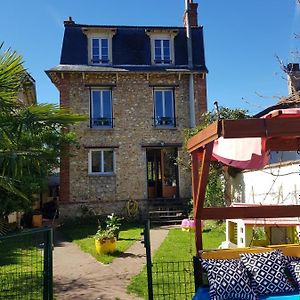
[106,213,123,240]
[94,228,116,254]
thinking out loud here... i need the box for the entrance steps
[148,198,189,225]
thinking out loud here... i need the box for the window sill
[154,126,177,130]
[89,127,114,131]
[90,62,112,66]
[152,63,174,66]
[88,173,116,177]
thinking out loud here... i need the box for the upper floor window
[91,38,109,64]
[154,89,175,127]
[146,29,178,65]
[90,89,113,128]
[82,28,116,65]
[88,149,115,175]
[154,39,171,64]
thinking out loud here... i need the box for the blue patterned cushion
[240,250,295,296]
[203,259,256,300]
[285,256,300,263]
[287,261,300,288]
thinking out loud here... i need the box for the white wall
[232,162,300,205]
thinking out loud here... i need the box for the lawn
[128,221,226,299]
[60,223,143,264]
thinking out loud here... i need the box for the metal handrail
[153,116,176,127]
[91,117,113,128]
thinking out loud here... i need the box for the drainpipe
[185,0,196,128]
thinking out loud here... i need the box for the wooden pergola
[187,117,300,254]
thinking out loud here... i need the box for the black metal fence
[0,227,53,300]
[143,220,194,300]
[152,260,194,299]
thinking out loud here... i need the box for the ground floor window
[88,149,114,175]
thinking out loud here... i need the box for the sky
[1,0,299,115]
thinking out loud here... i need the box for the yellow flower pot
[32,214,42,227]
[95,237,116,254]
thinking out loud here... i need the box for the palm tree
[0,44,85,218]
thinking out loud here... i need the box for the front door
[146,148,179,199]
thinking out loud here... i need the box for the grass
[0,233,44,299]
[60,223,143,264]
[128,221,226,299]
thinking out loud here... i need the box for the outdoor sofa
[193,244,300,300]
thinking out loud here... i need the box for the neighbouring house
[46,0,208,221]
[227,63,300,247]
[18,72,37,106]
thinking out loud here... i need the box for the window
[154,89,175,127]
[146,29,178,65]
[91,38,109,64]
[83,28,115,65]
[154,39,171,64]
[89,149,114,174]
[90,89,113,128]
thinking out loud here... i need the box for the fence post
[144,220,154,300]
[193,256,202,292]
[43,228,53,300]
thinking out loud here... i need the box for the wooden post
[192,142,213,255]
[191,151,200,209]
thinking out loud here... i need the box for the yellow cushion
[267,244,300,257]
[201,244,300,259]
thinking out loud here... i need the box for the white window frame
[88,149,115,175]
[91,37,110,65]
[153,88,175,127]
[154,38,171,64]
[90,88,113,128]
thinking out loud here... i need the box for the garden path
[53,227,169,300]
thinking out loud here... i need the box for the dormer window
[92,38,109,64]
[146,29,178,65]
[82,28,116,65]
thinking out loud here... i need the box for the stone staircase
[148,198,189,225]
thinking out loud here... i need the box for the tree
[0,44,86,218]
[275,0,300,82]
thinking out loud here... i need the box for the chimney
[64,16,75,26]
[287,63,300,94]
[183,0,198,28]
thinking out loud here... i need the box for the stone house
[46,0,208,220]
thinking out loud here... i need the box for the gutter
[185,0,196,128]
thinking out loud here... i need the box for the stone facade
[48,71,207,218]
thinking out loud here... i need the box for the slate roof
[59,23,207,72]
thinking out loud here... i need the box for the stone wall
[50,71,206,217]
[58,198,148,221]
